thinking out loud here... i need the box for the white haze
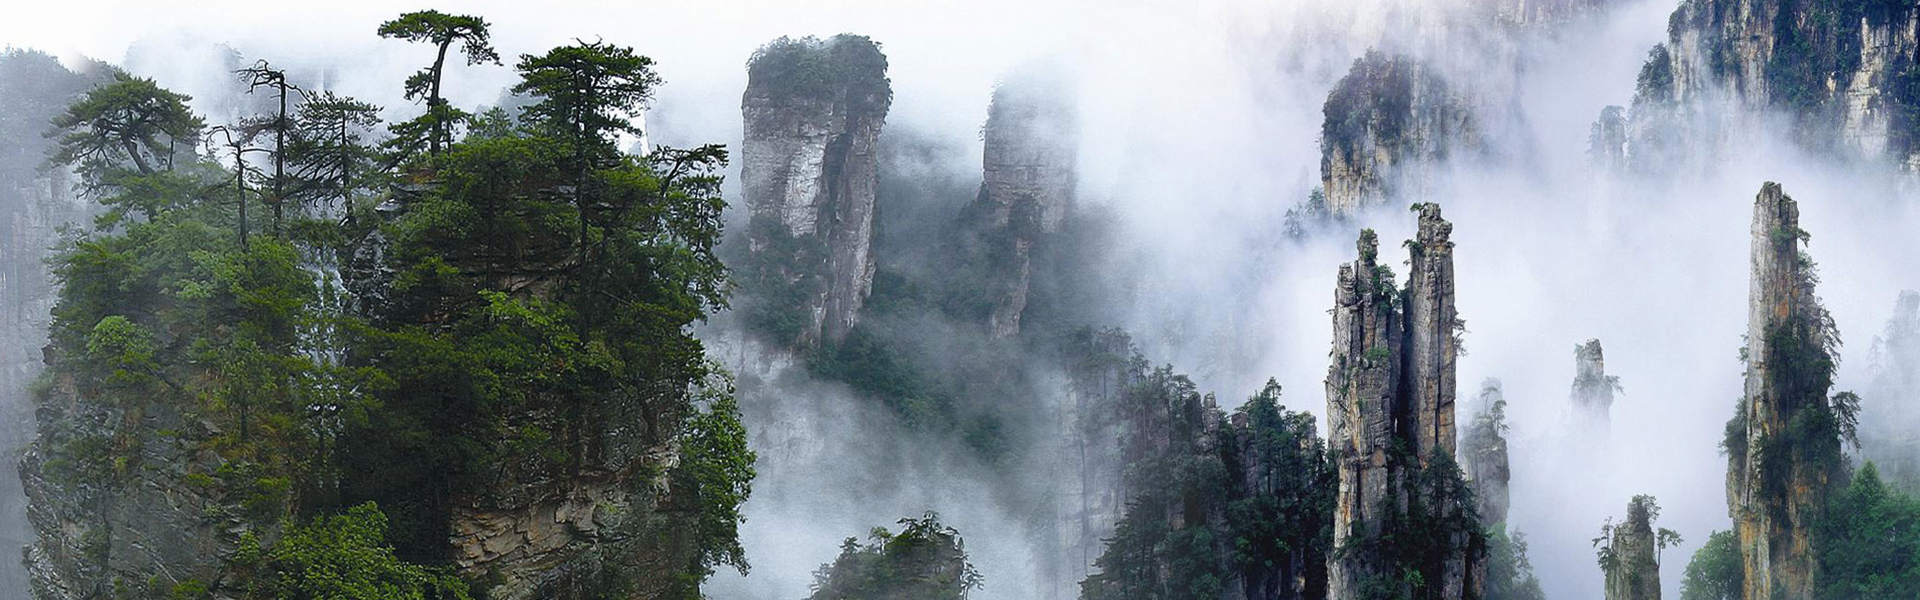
[7,2,1920,600]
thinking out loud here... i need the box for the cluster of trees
[806,513,984,600]
[35,9,752,598]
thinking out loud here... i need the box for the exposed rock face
[972,69,1076,338]
[1572,339,1619,432]
[1462,379,1512,526]
[742,35,892,347]
[20,374,270,600]
[1325,204,1478,600]
[1043,329,1136,600]
[1469,0,1615,27]
[2,51,110,600]
[1318,52,1480,218]
[448,432,700,600]
[1602,497,1662,600]
[1727,182,1848,600]
[1626,0,1920,168]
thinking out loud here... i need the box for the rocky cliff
[1,50,108,600]
[1462,379,1512,526]
[1601,496,1662,600]
[1325,204,1480,600]
[741,35,892,347]
[1317,53,1481,218]
[970,69,1076,339]
[1726,182,1851,600]
[1622,0,1920,168]
[1572,339,1619,433]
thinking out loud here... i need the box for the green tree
[237,60,300,235]
[377,10,499,157]
[285,91,383,214]
[1816,462,1920,599]
[1680,531,1743,600]
[234,502,471,600]
[49,72,204,185]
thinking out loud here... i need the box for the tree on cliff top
[378,10,499,158]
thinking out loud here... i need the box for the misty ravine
[4,0,1920,600]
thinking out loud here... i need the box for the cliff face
[1325,205,1479,600]
[1043,329,1135,600]
[1319,53,1481,218]
[1727,182,1849,600]
[1602,498,1662,600]
[1572,339,1619,432]
[19,375,263,600]
[972,70,1076,338]
[446,400,700,600]
[1462,379,1512,526]
[742,35,892,347]
[2,51,113,600]
[1628,0,1920,168]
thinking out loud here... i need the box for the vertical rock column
[1728,182,1845,600]
[742,35,891,347]
[1404,203,1459,464]
[1326,230,1406,599]
[1603,498,1662,600]
[976,70,1076,339]
[1571,339,1617,434]
[1326,206,1475,600]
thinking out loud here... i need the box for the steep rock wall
[741,35,891,347]
[972,70,1076,339]
[1325,205,1479,600]
[1628,0,1920,168]
[1602,499,1661,600]
[1727,182,1847,600]
[1572,339,1618,433]
[1319,53,1481,218]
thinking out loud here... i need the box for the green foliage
[747,35,892,108]
[234,502,471,600]
[33,26,753,599]
[1815,462,1920,599]
[679,374,758,578]
[1084,375,1334,600]
[1225,380,1335,600]
[378,10,500,157]
[1485,524,1546,600]
[50,72,204,180]
[1633,45,1674,106]
[1680,530,1742,600]
[513,40,660,162]
[1339,446,1485,600]
[809,514,984,600]
[1322,51,1424,163]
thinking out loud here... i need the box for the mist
[5,1,1920,600]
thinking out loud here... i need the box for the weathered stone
[1572,339,1619,433]
[741,35,892,347]
[1727,182,1846,600]
[975,68,1076,339]
[1602,497,1662,600]
[1627,0,1920,169]
[1325,205,1477,600]
[1318,52,1480,218]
